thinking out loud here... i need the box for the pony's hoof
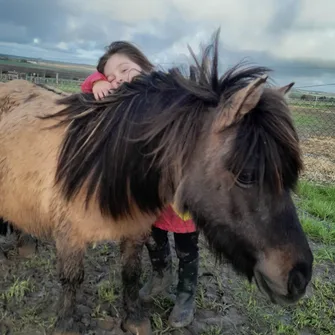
[18,243,37,258]
[0,320,12,335]
[53,317,79,335]
[0,251,11,272]
[0,249,7,262]
[17,235,38,258]
[121,318,152,335]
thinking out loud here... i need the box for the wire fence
[283,96,334,185]
[1,71,334,186]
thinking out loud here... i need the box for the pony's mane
[41,28,296,219]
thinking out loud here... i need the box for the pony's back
[0,80,67,236]
[0,80,156,242]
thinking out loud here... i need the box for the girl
[81,41,199,328]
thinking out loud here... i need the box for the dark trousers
[146,226,199,263]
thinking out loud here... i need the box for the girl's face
[104,53,142,89]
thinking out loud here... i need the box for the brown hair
[97,41,154,74]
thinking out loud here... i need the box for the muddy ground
[0,233,334,335]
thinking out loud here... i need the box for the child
[81,41,199,328]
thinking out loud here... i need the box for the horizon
[1,51,335,96]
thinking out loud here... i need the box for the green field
[0,58,95,81]
[290,100,335,109]
[290,107,335,137]
[0,58,94,71]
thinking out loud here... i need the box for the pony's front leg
[53,231,85,335]
[120,235,152,335]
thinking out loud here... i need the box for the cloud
[267,0,302,36]
[62,0,170,23]
[0,0,334,91]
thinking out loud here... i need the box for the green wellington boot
[139,241,174,302]
[168,256,199,328]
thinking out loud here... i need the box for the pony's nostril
[288,263,309,296]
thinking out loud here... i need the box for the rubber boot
[168,256,199,328]
[139,237,173,302]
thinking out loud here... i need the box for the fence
[1,72,334,186]
[0,72,82,93]
[285,96,335,185]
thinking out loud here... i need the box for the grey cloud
[0,23,28,44]
[178,41,335,91]
[267,0,302,36]
[0,0,70,44]
[0,0,119,49]
[0,0,334,92]
[0,0,198,55]
[130,23,199,57]
[223,49,335,88]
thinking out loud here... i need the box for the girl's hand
[92,80,113,100]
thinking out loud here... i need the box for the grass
[57,82,81,93]
[0,58,94,74]
[200,326,225,335]
[291,110,334,137]
[295,181,335,248]
[299,216,335,245]
[296,181,335,222]
[314,246,335,263]
[1,277,34,302]
[289,100,335,109]
[292,112,322,128]
[97,280,118,305]
[233,274,335,335]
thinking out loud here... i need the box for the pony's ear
[277,82,295,95]
[215,74,268,131]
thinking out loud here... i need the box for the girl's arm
[81,71,108,93]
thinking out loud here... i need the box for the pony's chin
[253,271,302,306]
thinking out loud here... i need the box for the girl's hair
[97,41,154,74]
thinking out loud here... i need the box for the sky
[1,0,335,92]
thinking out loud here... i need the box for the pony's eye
[236,171,255,188]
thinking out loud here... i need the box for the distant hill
[0,53,95,68]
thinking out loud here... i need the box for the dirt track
[0,237,247,335]
[1,234,334,335]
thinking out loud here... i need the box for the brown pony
[0,29,313,335]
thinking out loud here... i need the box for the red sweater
[81,71,107,93]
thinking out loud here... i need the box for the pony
[0,29,313,335]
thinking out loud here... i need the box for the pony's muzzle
[253,248,313,305]
[287,262,311,298]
